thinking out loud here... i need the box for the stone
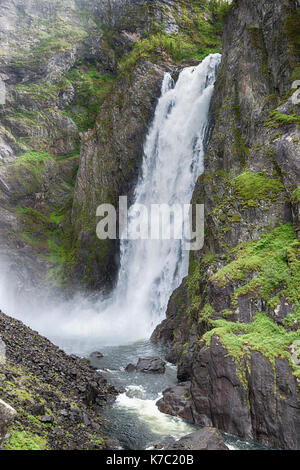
[0,399,17,448]
[90,352,103,359]
[136,357,166,374]
[156,382,193,421]
[41,415,54,424]
[162,428,228,451]
[30,403,45,417]
[125,363,136,373]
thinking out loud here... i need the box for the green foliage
[203,312,300,379]
[284,9,300,62]
[119,1,229,73]
[4,431,47,450]
[291,187,300,204]
[265,110,300,129]
[64,66,115,131]
[232,171,285,207]
[211,224,300,312]
[15,150,54,166]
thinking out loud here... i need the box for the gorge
[0,0,299,452]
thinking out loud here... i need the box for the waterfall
[0,53,221,352]
[113,53,221,337]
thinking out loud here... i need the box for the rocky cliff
[1,0,299,452]
[152,0,300,450]
[0,0,225,293]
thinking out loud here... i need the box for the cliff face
[71,59,172,290]
[153,0,300,450]
[0,0,225,292]
[0,0,178,292]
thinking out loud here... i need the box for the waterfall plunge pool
[87,340,270,451]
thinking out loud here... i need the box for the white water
[0,53,221,352]
[115,391,194,438]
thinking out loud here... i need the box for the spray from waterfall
[0,54,221,353]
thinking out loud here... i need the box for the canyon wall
[153,0,300,450]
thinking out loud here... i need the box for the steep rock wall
[153,0,300,450]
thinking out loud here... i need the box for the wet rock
[90,352,103,359]
[125,363,137,373]
[161,428,228,451]
[153,436,176,449]
[156,382,193,421]
[88,352,104,370]
[0,399,17,448]
[136,357,166,374]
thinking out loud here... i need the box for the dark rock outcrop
[136,357,166,374]
[125,357,166,374]
[156,382,193,421]
[154,428,228,451]
[125,363,137,373]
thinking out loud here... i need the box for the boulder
[125,363,137,373]
[90,352,103,359]
[156,382,193,421]
[88,351,104,370]
[136,357,166,374]
[155,428,228,451]
[0,399,17,448]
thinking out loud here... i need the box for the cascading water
[0,53,264,449]
[114,53,221,340]
[0,53,221,351]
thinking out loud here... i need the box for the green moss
[63,66,115,132]
[284,9,300,63]
[186,262,202,316]
[118,1,227,73]
[16,150,53,163]
[291,187,300,205]
[211,224,300,312]
[232,171,285,207]
[4,431,47,450]
[203,312,300,383]
[265,110,300,129]
[247,26,269,79]
[283,310,300,329]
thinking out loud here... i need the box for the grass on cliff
[203,312,300,382]
[265,110,300,129]
[15,150,54,166]
[118,1,230,73]
[232,171,285,207]
[63,66,116,132]
[291,187,300,204]
[210,223,300,312]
